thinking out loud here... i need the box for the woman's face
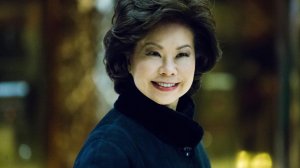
[129,22,195,110]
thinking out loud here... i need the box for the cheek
[131,60,156,77]
[180,59,195,74]
[187,67,195,82]
[181,61,196,84]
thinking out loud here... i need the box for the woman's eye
[177,52,190,58]
[145,51,161,57]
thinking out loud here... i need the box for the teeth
[157,82,176,88]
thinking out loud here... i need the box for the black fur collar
[114,83,203,148]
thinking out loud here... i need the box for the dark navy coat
[74,85,211,168]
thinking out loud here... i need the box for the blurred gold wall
[43,0,101,167]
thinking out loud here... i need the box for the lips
[152,81,179,91]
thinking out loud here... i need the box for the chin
[155,99,177,106]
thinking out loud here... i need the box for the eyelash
[145,51,161,57]
[176,52,190,58]
[145,51,190,58]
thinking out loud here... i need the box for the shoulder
[88,109,140,143]
[74,138,130,168]
[195,142,211,167]
[74,109,138,168]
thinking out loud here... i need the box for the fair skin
[129,22,196,110]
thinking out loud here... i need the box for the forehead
[138,22,194,46]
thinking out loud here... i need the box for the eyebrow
[143,42,163,49]
[176,44,193,50]
[143,42,192,50]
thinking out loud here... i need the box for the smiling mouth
[151,82,179,91]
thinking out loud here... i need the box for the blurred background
[0,0,299,168]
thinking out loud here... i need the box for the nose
[159,59,177,76]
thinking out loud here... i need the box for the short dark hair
[104,0,222,95]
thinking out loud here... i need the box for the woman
[74,0,221,167]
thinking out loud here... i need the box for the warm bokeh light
[251,153,272,168]
[236,151,273,168]
[236,151,251,168]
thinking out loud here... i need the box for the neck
[166,99,178,111]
